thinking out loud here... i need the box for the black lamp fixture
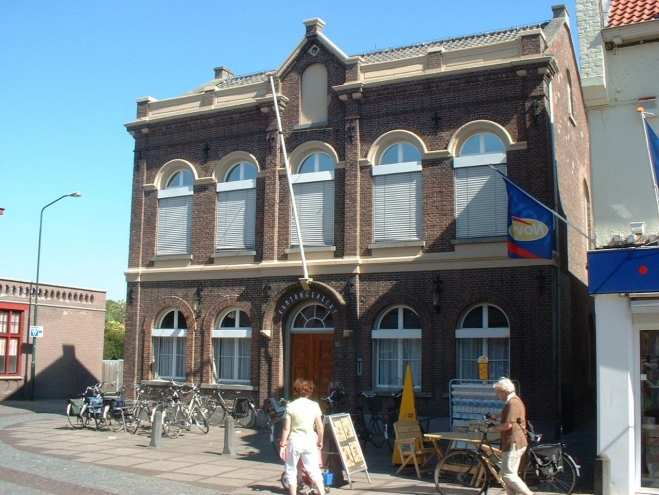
[432,275,443,313]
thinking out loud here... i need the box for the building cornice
[602,19,659,46]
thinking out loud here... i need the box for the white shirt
[286,397,322,435]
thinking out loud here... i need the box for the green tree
[104,299,125,359]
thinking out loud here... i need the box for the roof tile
[608,0,659,27]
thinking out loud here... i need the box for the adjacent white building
[577,0,659,493]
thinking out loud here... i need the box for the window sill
[213,250,256,264]
[293,122,329,131]
[369,240,425,250]
[152,254,193,261]
[0,376,24,380]
[370,388,429,398]
[286,246,336,254]
[201,383,255,391]
[451,236,507,245]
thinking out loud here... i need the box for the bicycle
[161,382,209,438]
[350,391,399,451]
[66,383,121,431]
[434,420,579,495]
[125,383,162,435]
[202,387,256,428]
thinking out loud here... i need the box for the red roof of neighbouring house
[608,0,659,27]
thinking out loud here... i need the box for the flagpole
[638,107,659,221]
[488,165,594,243]
[269,76,311,284]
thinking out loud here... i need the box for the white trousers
[284,431,324,490]
[501,444,533,495]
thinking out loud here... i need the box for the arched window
[157,167,194,255]
[291,151,335,247]
[216,162,258,251]
[372,306,421,388]
[152,309,187,380]
[454,131,507,238]
[291,304,335,331]
[456,304,510,379]
[300,64,328,126]
[373,141,423,243]
[213,309,252,383]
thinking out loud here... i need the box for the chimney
[213,66,234,80]
[552,4,568,19]
[304,18,326,37]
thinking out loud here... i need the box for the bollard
[150,409,163,448]
[223,415,236,455]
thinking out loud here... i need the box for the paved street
[0,401,592,494]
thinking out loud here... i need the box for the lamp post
[29,192,81,400]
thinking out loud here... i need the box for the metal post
[223,415,236,455]
[29,192,81,400]
[150,409,163,447]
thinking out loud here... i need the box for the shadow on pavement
[0,400,65,415]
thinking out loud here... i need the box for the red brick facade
[124,12,592,429]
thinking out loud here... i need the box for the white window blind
[157,195,192,255]
[216,188,256,250]
[455,164,507,238]
[290,180,334,246]
[373,171,422,242]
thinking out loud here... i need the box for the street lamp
[29,192,81,399]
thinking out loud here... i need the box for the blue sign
[588,247,659,294]
[503,178,555,259]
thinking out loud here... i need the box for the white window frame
[212,309,252,384]
[372,306,422,389]
[454,132,507,169]
[297,152,334,174]
[152,310,187,380]
[165,169,194,188]
[225,162,257,182]
[290,303,335,334]
[456,304,510,380]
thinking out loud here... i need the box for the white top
[286,397,322,434]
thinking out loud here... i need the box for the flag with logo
[503,178,555,259]
[645,120,659,186]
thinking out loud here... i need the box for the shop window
[372,142,423,243]
[216,162,257,250]
[212,310,251,383]
[290,151,335,247]
[456,304,510,379]
[152,309,187,380]
[372,306,421,389]
[157,168,194,256]
[0,309,22,375]
[454,131,508,238]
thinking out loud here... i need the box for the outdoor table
[423,431,485,464]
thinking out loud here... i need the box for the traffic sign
[29,325,44,338]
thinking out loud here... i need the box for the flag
[645,120,659,186]
[503,178,555,259]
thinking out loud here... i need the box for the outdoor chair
[394,420,435,479]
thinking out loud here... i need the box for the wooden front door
[291,333,334,400]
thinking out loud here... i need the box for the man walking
[491,377,533,495]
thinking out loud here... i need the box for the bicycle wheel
[66,403,85,429]
[383,420,394,452]
[127,405,149,434]
[192,408,210,434]
[435,450,488,495]
[234,399,256,428]
[523,453,577,495]
[109,409,125,432]
[162,406,181,439]
[367,416,385,449]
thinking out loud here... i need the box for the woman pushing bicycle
[279,378,325,495]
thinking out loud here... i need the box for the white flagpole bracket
[269,76,311,284]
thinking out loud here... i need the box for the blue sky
[0,1,578,301]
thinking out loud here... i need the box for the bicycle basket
[88,396,104,409]
[530,443,563,471]
[68,398,85,416]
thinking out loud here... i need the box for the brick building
[124,6,593,432]
[0,278,106,400]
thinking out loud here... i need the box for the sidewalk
[0,401,592,494]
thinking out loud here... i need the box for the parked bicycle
[351,391,400,451]
[161,382,209,438]
[202,387,256,428]
[66,383,124,431]
[434,419,580,495]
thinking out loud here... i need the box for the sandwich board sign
[326,413,371,489]
[29,326,44,338]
